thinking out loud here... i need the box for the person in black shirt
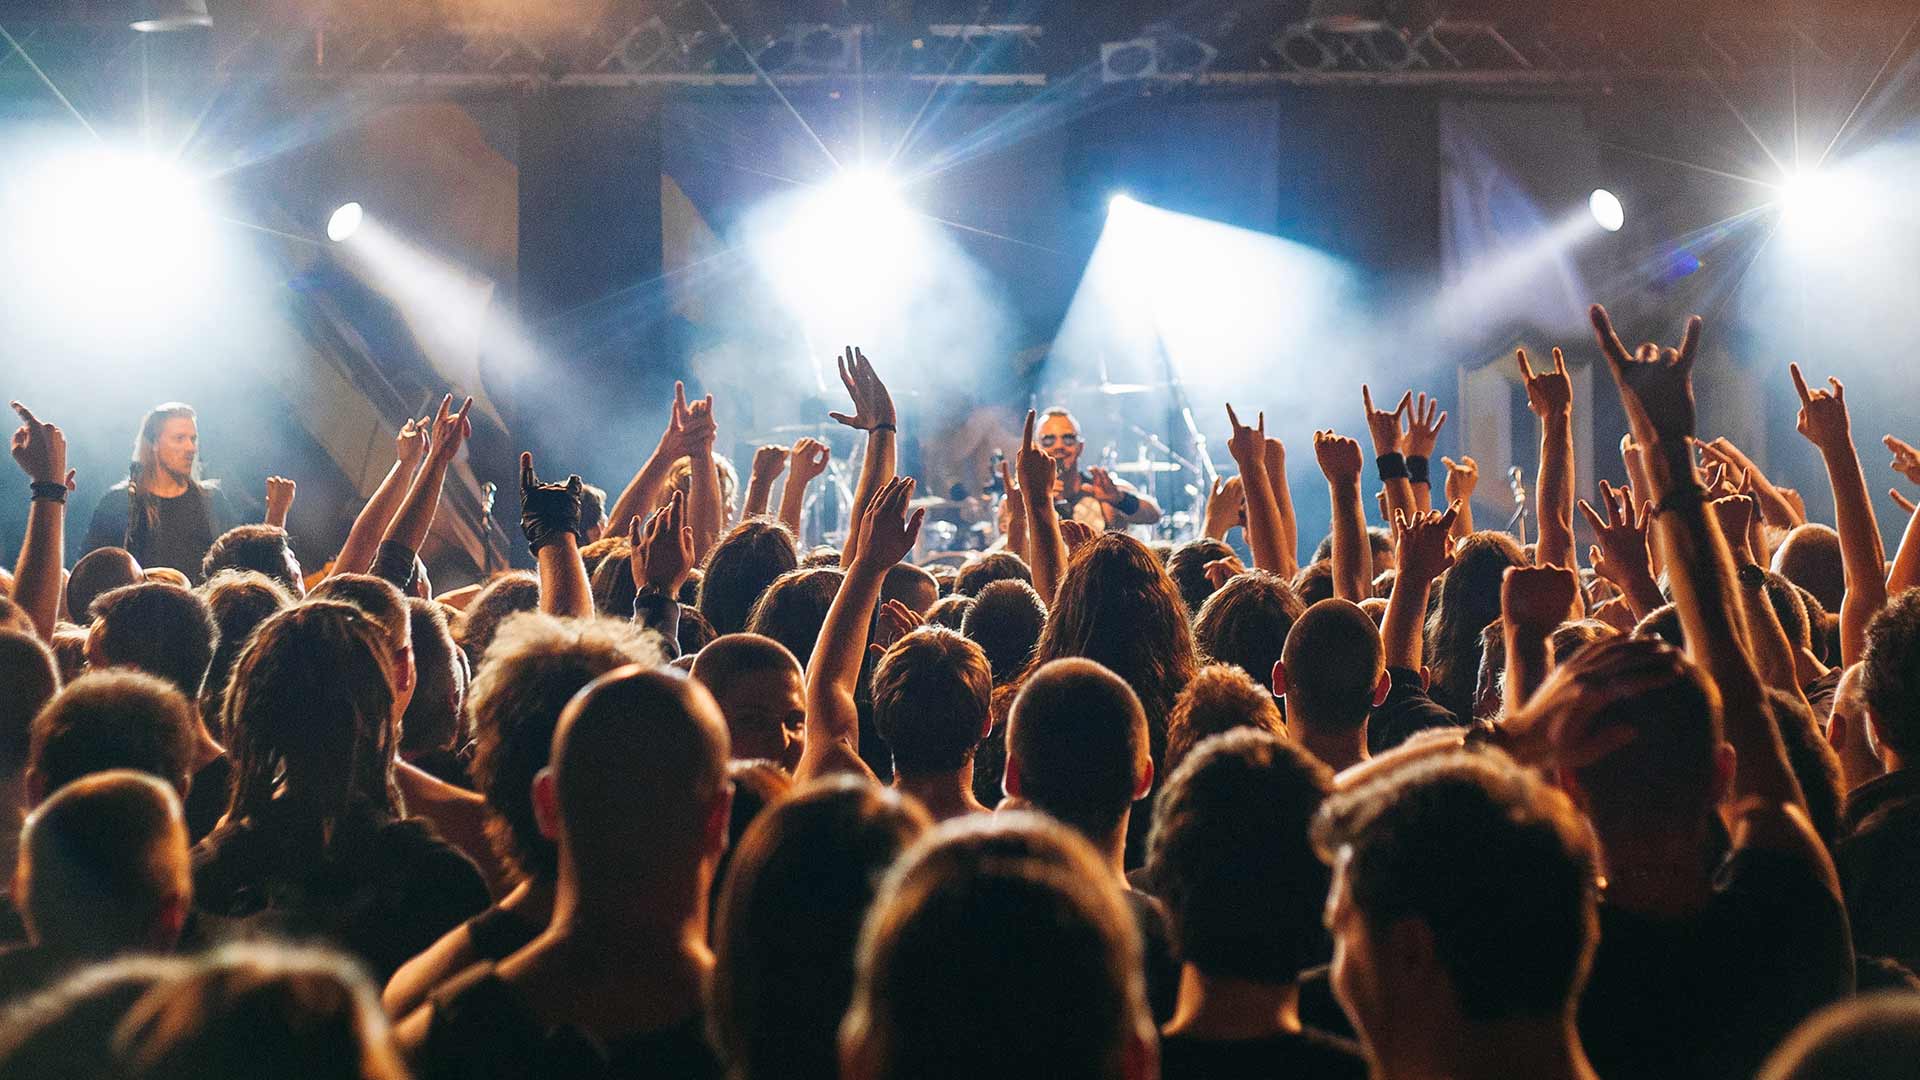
[1838,590,1920,973]
[1148,729,1365,1080]
[398,666,729,1080]
[83,403,238,582]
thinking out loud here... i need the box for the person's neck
[1595,822,1716,917]
[146,467,190,498]
[1379,1014,1595,1080]
[1164,967,1301,1040]
[1294,718,1367,773]
[545,867,710,970]
[895,764,986,822]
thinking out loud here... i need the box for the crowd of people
[3,306,1920,1078]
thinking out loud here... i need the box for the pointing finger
[1790,363,1812,405]
[1517,348,1536,381]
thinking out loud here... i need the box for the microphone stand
[479,482,498,577]
[1506,466,1528,548]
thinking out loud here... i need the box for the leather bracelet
[1115,491,1141,517]
[1653,486,1709,518]
[1376,453,1409,482]
[1407,455,1431,486]
[1736,562,1768,590]
[871,423,897,434]
[29,481,67,504]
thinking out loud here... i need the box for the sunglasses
[1038,433,1079,448]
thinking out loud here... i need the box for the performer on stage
[83,402,239,580]
[1035,407,1162,530]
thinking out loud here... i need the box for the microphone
[1507,466,1527,506]
[480,481,497,516]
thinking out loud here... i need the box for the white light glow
[1589,189,1624,232]
[1777,168,1874,248]
[327,201,364,243]
[1109,192,1135,214]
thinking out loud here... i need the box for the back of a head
[1166,538,1235,615]
[961,579,1046,685]
[873,628,992,778]
[843,812,1148,1080]
[18,770,189,955]
[1280,599,1383,730]
[197,571,295,737]
[1293,561,1335,606]
[200,526,301,596]
[691,632,802,701]
[221,602,397,830]
[67,548,143,626]
[1774,524,1846,615]
[714,778,931,1080]
[114,944,405,1080]
[306,575,409,657]
[0,595,36,637]
[923,594,972,631]
[469,613,660,885]
[30,672,196,802]
[551,666,730,888]
[1148,729,1333,985]
[1763,571,1812,652]
[745,567,843,672]
[1565,637,1725,836]
[455,572,539,662]
[1164,664,1286,776]
[1425,531,1526,709]
[1314,749,1599,1022]
[1757,992,1920,1080]
[1193,571,1306,696]
[89,583,215,701]
[0,629,60,779]
[401,598,463,756]
[882,563,939,617]
[1861,589,1920,760]
[954,551,1031,597]
[699,519,800,636]
[1007,658,1148,841]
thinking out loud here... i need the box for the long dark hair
[128,402,203,545]
[1425,530,1526,720]
[218,602,400,840]
[1022,532,1197,766]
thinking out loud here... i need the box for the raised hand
[1361,386,1411,456]
[1313,430,1364,486]
[1085,466,1122,505]
[1580,480,1653,594]
[1225,404,1266,468]
[9,402,74,490]
[1443,454,1478,504]
[1590,305,1703,447]
[853,476,925,571]
[1394,504,1460,586]
[1203,474,1245,538]
[752,445,791,485]
[874,598,925,652]
[1203,554,1247,589]
[519,451,584,554]
[1885,435,1920,486]
[828,347,897,432]
[426,394,475,463]
[1893,488,1918,516]
[1518,347,1572,418]
[1711,493,1757,563]
[657,381,716,459]
[1791,364,1852,453]
[788,437,831,483]
[264,476,297,527]
[1405,393,1447,459]
[1016,410,1058,503]
[1499,637,1679,769]
[397,415,432,467]
[1060,518,1097,554]
[629,488,694,595]
[1502,564,1579,633]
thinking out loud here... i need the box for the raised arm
[777,437,830,538]
[1502,564,1578,717]
[1519,348,1577,570]
[1697,436,1802,530]
[606,382,713,540]
[520,453,592,618]
[1226,405,1287,574]
[799,476,922,783]
[263,475,296,530]
[377,395,473,581]
[997,458,1028,566]
[829,348,897,570]
[744,445,788,520]
[1201,475,1244,542]
[1580,480,1663,619]
[1405,394,1447,515]
[1016,410,1068,605]
[1443,455,1478,541]
[9,403,75,642]
[1888,483,1920,597]
[1592,305,1805,816]
[1792,364,1886,668]
[1315,430,1372,601]
[1264,437,1301,579]
[1362,387,1417,528]
[1384,504,1458,671]
[682,391,724,563]
[331,415,428,578]
[628,489,694,655]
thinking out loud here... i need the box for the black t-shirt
[1159,1027,1369,1080]
[1579,845,1854,1080]
[183,754,232,843]
[0,945,83,1009]
[417,963,722,1080]
[85,481,233,582]
[191,810,489,983]
[467,904,545,963]
[1127,889,1180,1026]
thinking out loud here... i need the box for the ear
[1271,660,1289,700]
[531,768,561,842]
[1132,756,1154,803]
[1004,756,1024,799]
[395,645,417,697]
[1372,668,1392,708]
[1419,665,1432,691]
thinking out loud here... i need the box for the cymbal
[1049,379,1166,397]
[1110,460,1182,475]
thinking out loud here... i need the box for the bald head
[67,548,142,625]
[1773,524,1845,614]
[1007,658,1150,841]
[17,769,190,953]
[1278,599,1384,731]
[550,666,730,889]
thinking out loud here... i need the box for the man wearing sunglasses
[1035,408,1162,532]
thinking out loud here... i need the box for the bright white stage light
[755,166,918,326]
[1589,189,1624,232]
[1109,192,1136,214]
[327,201,364,243]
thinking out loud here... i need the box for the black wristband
[1736,563,1768,590]
[29,481,67,504]
[1654,485,1709,518]
[1407,455,1431,486]
[1376,453,1409,482]
[1115,491,1141,517]
[871,423,897,434]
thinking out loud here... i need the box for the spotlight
[131,0,211,32]
[327,202,364,243]
[1589,189,1624,233]
[1108,192,1136,215]
[1776,169,1869,246]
